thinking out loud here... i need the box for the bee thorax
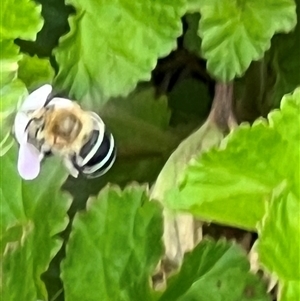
[50,113,82,143]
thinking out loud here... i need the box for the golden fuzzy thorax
[43,106,94,155]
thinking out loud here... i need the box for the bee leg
[40,143,51,154]
[38,153,45,161]
[76,156,84,167]
[63,157,79,178]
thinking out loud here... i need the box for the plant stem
[208,82,236,131]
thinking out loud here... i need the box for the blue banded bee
[14,85,116,180]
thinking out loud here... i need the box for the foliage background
[1,0,299,301]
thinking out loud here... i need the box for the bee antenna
[44,93,55,107]
[24,119,34,132]
[25,117,44,132]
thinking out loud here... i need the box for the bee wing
[15,84,53,144]
[14,111,30,144]
[18,141,41,180]
[20,84,52,111]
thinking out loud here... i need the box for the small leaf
[0,0,43,40]
[18,54,55,91]
[197,0,297,81]
[0,145,71,300]
[159,240,270,301]
[62,184,163,301]
[183,13,201,54]
[54,0,186,105]
[168,88,300,229]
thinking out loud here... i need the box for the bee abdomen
[74,129,116,178]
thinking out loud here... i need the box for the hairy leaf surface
[167,88,300,229]
[0,40,27,156]
[159,240,270,301]
[55,0,186,105]
[0,146,70,300]
[62,185,163,301]
[279,281,300,301]
[258,185,300,301]
[198,0,296,81]
[269,2,300,106]
[0,0,43,40]
[151,120,223,203]
[0,0,43,155]
[18,54,55,91]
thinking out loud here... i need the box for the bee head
[25,113,47,150]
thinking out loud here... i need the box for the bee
[14,85,116,180]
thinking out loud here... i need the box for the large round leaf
[62,184,163,301]
[166,88,300,229]
[54,0,186,105]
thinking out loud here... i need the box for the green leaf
[0,78,27,120]
[168,77,211,125]
[183,13,201,54]
[268,89,300,197]
[16,0,74,57]
[159,239,270,301]
[0,145,71,300]
[0,0,43,40]
[279,281,300,301]
[168,88,300,229]
[0,132,14,157]
[187,0,202,13]
[0,0,44,155]
[106,88,171,130]
[54,0,186,105]
[197,0,297,81]
[269,2,300,107]
[18,54,55,91]
[101,88,178,156]
[257,185,300,301]
[0,42,27,155]
[151,120,224,203]
[62,184,163,301]
[0,79,27,156]
[0,40,22,88]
